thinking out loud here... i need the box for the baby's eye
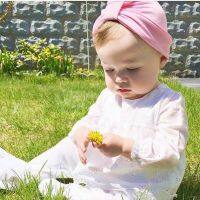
[105,69,114,72]
[126,67,139,71]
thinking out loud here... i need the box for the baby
[0,1,188,200]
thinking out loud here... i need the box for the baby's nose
[115,75,128,83]
[115,77,126,83]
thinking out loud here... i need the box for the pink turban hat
[92,0,173,60]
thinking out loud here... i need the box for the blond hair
[93,20,126,48]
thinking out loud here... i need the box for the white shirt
[68,83,188,197]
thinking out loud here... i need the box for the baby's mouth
[118,88,131,93]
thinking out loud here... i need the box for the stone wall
[0,1,199,77]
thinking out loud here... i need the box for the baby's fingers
[97,142,106,149]
[80,137,90,152]
[92,141,101,148]
[80,142,87,153]
[78,147,87,164]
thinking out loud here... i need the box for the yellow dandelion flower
[88,131,103,145]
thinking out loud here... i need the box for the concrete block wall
[0,1,199,77]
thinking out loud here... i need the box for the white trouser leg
[0,147,28,189]
[28,137,80,180]
[39,178,129,200]
[0,137,79,189]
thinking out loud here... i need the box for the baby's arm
[67,88,108,164]
[130,93,188,166]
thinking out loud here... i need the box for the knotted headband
[92,0,173,60]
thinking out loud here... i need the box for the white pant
[0,138,165,200]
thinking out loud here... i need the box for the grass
[0,74,199,199]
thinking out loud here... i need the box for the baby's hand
[73,127,91,165]
[93,133,124,157]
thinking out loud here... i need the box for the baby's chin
[123,94,146,100]
[116,90,146,100]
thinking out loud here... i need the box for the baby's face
[96,26,165,100]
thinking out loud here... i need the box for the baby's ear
[160,56,167,69]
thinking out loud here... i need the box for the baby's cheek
[105,76,114,88]
[130,83,148,94]
[130,78,156,94]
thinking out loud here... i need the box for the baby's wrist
[121,138,134,159]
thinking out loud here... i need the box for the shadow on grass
[0,189,13,195]
[177,163,200,200]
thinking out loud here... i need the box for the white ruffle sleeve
[68,88,107,139]
[131,93,188,166]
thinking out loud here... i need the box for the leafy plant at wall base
[0,38,76,77]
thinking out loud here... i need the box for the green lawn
[0,74,199,199]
